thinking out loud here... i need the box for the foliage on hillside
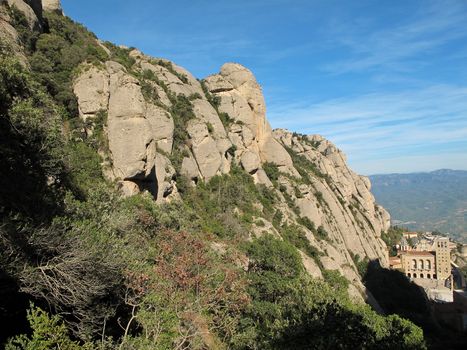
[381,226,406,257]
[0,7,428,350]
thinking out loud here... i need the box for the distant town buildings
[387,232,467,331]
[389,233,454,302]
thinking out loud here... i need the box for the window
[426,260,431,270]
[412,259,417,269]
[419,259,424,270]
[420,273,424,278]
[427,273,431,279]
[414,273,417,278]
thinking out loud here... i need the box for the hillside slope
[0,1,427,349]
[73,51,391,280]
[370,169,467,242]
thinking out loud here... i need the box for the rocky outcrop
[73,66,109,121]
[272,129,390,266]
[205,63,298,179]
[42,0,61,13]
[71,47,391,301]
[0,0,43,65]
[6,0,41,29]
[73,61,175,200]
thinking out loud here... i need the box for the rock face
[205,63,297,179]
[0,0,393,303]
[70,46,390,301]
[6,0,41,29]
[0,0,43,65]
[277,129,390,263]
[42,0,61,12]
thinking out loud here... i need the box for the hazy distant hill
[370,169,467,242]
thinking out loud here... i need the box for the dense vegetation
[0,6,428,349]
[381,226,406,257]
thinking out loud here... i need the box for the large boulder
[73,61,176,199]
[205,63,296,175]
[107,118,155,180]
[6,0,41,30]
[186,119,222,180]
[145,104,174,154]
[42,0,61,13]
[73,65,109,120]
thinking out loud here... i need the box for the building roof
[400,251,435,257]
[403,232,418,238]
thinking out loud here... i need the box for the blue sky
[61,0,467,175]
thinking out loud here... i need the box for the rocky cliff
[2,0,390,302]
[0,1,436,348]
[71,49,390,300]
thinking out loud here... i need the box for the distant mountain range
[369,169,467,243]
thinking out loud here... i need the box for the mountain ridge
[370,169,467,242]
[0,1,431,348]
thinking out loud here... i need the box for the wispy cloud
[323,1,467,74]
[268,84,467,174]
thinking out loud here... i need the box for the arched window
[407,273,411,278]
[427,273,431,279]
[413,273,417,278]
[426,260,431,270]
[420,273,424,278]
[419,259,424,270]
[412,259,417,269]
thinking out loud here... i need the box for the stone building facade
[400,237,451,281]
[401,251,437,279]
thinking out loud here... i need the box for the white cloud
[323,1,467,74]
[268,84,467,174]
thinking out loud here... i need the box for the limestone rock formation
[205,63,298,178]
[73,65,109,120]
[273,129,390,266]
[6,0,41,29]
[42,0,61,12]
[70,41,391,301]
[0,0,43,65]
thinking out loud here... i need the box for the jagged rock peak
[205,63,298,177]
[42,0,61,12]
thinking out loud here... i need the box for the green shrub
[200,79,221,109]
[219,112,234,128]
[226,144,237,157]
[284,145,327,182]
[7,5,39,53]
[350,252,370,277]
[317,225,328,240]
[382,226,405,257]
[180,165,275,238]
[0,52,65,220]
[153,59,188,83]
[322,269,349,296]
[280,224,321,261]
[206,121,214,133]
[29,12,108,118]
[6,305,83,350]
[297,216,315,232]
[65,141,104,195]
[169,94,195,150]
[262,162,280,182]
[103,41,135,69]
